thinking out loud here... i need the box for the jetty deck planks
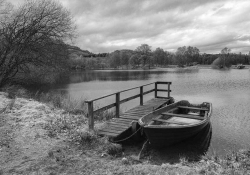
[98,98,170,137]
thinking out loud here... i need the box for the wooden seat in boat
[161,112,204,120]
[178,106,208,111]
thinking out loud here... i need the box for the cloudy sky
[7,0,250,54]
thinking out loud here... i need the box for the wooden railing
[85,81,172,130]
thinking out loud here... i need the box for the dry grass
[0,98,16,114]
[33,91,87,115]
[94,109,116,121]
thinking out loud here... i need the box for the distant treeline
[69,44,250,70]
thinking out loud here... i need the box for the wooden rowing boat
[138,100,212,147]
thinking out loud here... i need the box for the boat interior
[147,101,210,126]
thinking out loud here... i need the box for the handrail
[85,82,156,103]
[85,81,172,130]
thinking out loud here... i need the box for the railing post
[168,82,171,97]
[116,92,120,118]
[87,101,94,130]
[140,86,143,105]
[155,82,158,98]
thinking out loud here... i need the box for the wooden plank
[130,105,160,110]
[156,81,172,84]
[155,96,171,99]
[105,123,130,129]
[144,100,167,104]
[106,123,130,128]
[120,113,142,117]
[153,118,189,125]
[111,118,133,122]
[128,106,158,110]
[120,115,141,120]
[109,119,132,123]
[126,106,154,110]
[126,109,151,113]
[125,108,152,113]
[140,86,143,105]
[133,102,163,107]
[142,103,167,107]
[155,83,157,97]
[110,120,132,124]
[116,93,120,118]
[120,94,140,104]
[105,123,131,129]
[156,89,171,92]
[120,115,144,119]
[99,128,124,133]
[168,83,171,97]
[108,122,130,126]
[87,102,94,130]
[127,109,153,113]
[178,106,208,111]
[121,113,146,117]
[128,106,154,110]
[146,98,169,101]
[125,111,151,115]
[94,103,116,113]
[161,113,204,120]
[144,99,161,103]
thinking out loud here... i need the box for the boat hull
[143,120,209,147]
[138,100,212,147]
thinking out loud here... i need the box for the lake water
[48,68,250,156]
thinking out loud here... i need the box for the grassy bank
[0,90,250,174]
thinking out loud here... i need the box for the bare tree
[0,0,75,87]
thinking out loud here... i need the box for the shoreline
[71,65,213,71]
[83,64,250,71]
[0,92,249,174]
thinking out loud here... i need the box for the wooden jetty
[85,81,173,140]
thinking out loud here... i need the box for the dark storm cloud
[7,0,250,53]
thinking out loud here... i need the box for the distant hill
[67,45,108,59]
[67,45,92,59]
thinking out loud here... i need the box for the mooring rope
[137,139,149,160]
[110,126,142,143]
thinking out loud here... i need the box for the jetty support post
[116,92,120,118]
[140,86,143,105]
[155,82,158,98]
[86,101,94,130]
[168,82,171,97]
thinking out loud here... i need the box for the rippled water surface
[49,68,250,155]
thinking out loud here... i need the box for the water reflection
[148,122,212,164]
[66,68,199,83]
